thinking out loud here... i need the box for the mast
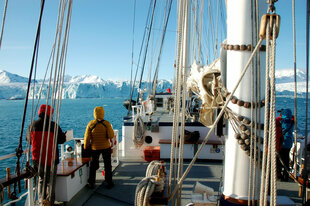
[222,0,266,203]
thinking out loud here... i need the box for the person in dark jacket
[276,114,284,179]
[84,106,115,189]
[26,104,66,205]
[278,108,294,181]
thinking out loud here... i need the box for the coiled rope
[135,161,165,206]
[135,176,156,206]
[132,115,146,148]
[146,161,162,177]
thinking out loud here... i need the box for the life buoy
[110,138,117,153]
[143,101,147,111]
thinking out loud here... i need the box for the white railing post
[111,129,119,167]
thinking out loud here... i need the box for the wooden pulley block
[259,13,281,40]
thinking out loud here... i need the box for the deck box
[143,146,160,161]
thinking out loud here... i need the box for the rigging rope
[32,0,73,203]
[50,0,73,199]
[176,4,190,199]
[292,0,298,177]
[151,0,173,96]
[169,37,264,201]
[39,0,68,202]
[261,19,271,206]
[270,21,278,206]
[197,0,204,63]
[254,0,262,200]
[129,0,136,107]
[14,0,45,199]
[214,0,219,58]
[128,0,154,115]
[248,1,255,204]
[168,0,184,196]
[136,0,157,104]
[259,15,279,205]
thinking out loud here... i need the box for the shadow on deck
[66,160,302,206]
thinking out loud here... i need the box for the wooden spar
[1,170,32,189]
[6,167,11,199]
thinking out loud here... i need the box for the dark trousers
[89,147,113,185]
[33,161,57,205]
[278,148,291,181]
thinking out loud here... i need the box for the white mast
[223,0,266,202]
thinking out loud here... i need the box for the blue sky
[0,0,308,81]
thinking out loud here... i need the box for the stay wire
[14,0,45,194]
[0,0,8,50]
[50,0,73,198]
[168,0,184,196]
[248,1,254,204]
[197,0,204,63]
[151,0,173,96]
[36,0,65,202]
[292,0,298,177]
[128,0,154,115]
[42,1,68,201]
[26,23,41,171]
[136,0,157,104]
[129,0,136,104]
[255,0,261,200]
[302,0,310,204]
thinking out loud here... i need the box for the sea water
[0,98,127,177]
[0,98,127,205]
[0,97,309,204]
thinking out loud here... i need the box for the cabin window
[155,98,163,108]
[145,135,153,144]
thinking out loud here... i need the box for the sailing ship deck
[64,160,302,206]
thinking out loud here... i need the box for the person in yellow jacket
[84,106,115,189]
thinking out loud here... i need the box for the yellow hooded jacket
[84,106,114,150]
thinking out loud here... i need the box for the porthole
[145,135,153,144]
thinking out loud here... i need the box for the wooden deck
[63,160,302,206]
[57,157,91,176]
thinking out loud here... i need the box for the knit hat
[281,108,292,120]
[38,104,54,117]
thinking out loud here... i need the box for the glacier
[0,69,307,100]
[0,70,173,100]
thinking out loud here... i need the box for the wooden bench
[159,139,223,160]
[158,139,222,145]
[55,157,91,202]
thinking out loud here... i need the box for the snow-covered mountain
[0,70,173,100]
[275,68,306,83]
[0,69,307,100]
[0,69,29,84]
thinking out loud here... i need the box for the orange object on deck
[143,146,160,162]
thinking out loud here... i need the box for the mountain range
[0,69,307,100]
[0,70,173,100]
